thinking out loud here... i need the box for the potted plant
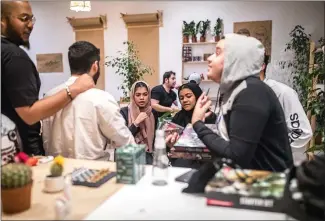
[199,19,211,42]
[182,21,191,43]
[213,18,223,42]
[44,155,65,193]
[105,41,153,102]
[1,163,33,214]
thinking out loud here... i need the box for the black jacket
[193,77,293,172]
[120,106,159,141]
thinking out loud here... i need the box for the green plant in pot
[105,41,153,102]
[199,19,210,42]
[182,21,191,43]
[280,25,325,155]
[213,18,223,42]
[191,21,202,43]
[44,155,65,193]
[1,163,33,214]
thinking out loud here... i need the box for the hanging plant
[105,41,153,102]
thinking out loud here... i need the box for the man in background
[261,55,313,163]
[1,1,94,156]
[42,41,135,161]
[151,71,179,117]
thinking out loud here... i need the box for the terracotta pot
[200,36,206,42]
[315,134,323,145]
[1,181,33,214]
[44,175,64,193]
[215,35,221,42]
[191,36,197,43]
[183,36,189,43]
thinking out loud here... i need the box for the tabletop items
[116,144,146,184]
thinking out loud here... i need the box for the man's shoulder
[151,85,163,91]
[1,39,29,60]
[265,79,297,97]
[78,88,117,104]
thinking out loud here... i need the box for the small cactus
[50,163,63,177]
[1,163,32,189]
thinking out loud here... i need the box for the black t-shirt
[193,77,293,172]
[151,85,177,117]
[1,37,44,156]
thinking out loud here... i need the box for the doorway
[67,15,107,90]
[121,12,162,88]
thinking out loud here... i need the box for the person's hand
[171,106,180,113]
[192,92,212,125]
[134,112,148,126]
[69,74,95,98]
[165,132,179,148]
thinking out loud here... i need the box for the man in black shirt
[1,1,95,155]
[151,71,179,117]
[191,34,293,172]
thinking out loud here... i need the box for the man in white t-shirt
[260,55,312,162]
[42,41,135,161]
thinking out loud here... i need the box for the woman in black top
[120,81,158,164]
[168,83,216,168]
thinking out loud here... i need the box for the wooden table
[2,158,123,220]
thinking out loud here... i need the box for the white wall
[28,1,324,100]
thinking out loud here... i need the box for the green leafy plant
[105,41,153,101]
[1,163,32,189]
[280,25,325,153]
[213,18,223,36]
[194,21,202,36]
[188,21,196,36]
[182,21,191,37]
[200,19,211,37]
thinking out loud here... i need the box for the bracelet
[65,85,73,101]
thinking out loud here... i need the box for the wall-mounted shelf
[182,79,212,83]
[183,42,217,46]
[183,61,208,64]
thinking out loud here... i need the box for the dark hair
[1,2,15,17]
[68,41,100,75]
[162,71,176,84]
[178,83,202,101]
[134,82,149,92]
[264,54,270,73]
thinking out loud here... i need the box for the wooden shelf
[183,61,208,64]
[182,79,212,83]
[183,42,217,46]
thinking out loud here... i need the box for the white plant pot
[44,175,64,193]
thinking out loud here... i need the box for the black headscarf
[172,83,203,127]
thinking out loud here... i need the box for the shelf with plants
[183,42,218,46]
[181,18,223,85]
[183,61,208,64]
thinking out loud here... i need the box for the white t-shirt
[264,78,313,148]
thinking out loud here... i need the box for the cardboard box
[116,144,146,184]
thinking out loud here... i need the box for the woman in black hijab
[172,83,216,127]
[168,83,216,168]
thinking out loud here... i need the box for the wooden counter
[2,158,123,220]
